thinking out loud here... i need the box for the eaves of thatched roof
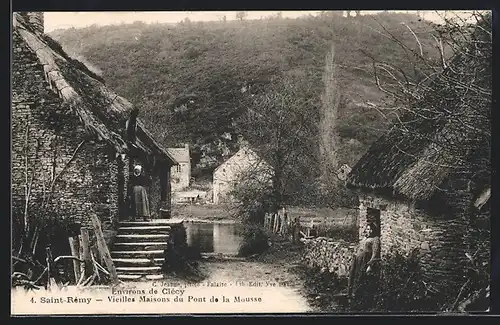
[13,13,177,166]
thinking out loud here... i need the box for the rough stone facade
[302,238,356,278]
[13,24,122,244]
[357,192,477,293]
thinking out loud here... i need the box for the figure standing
[131,165,151,221]
[347,223,381,300]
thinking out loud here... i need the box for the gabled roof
[13,13,177,165]
[346,17,491,201]
[167,147,190,163]
[213,145,272,175]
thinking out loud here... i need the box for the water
[184,222,244,255]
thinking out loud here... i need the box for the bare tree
[358,10,491,311]
[236,11,248,21]
[233,75,321,215]
[361,11,491,175]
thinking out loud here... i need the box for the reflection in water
[185,222,244,255]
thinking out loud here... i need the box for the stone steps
[116,234,169,243]
[118,226,172,234]
[115,266,163,274]
[111,250,164,258]
[111,220,175,280]
[112,258,164,266]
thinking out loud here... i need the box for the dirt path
[182,259,313,313]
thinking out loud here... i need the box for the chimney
[24,12,45,34]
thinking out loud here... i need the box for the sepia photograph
[11,10,491,315]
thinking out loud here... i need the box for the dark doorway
[366,207,381,237]
[117,157,126,220]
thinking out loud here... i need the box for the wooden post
[90,213,119,285]
[78,235,84,275]
[80,228,93,277]
[45,247,60,291]
[293,217,301,244]
[91,244,103,266]
[68,236,81,283]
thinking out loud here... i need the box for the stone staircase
[111,219,174,281]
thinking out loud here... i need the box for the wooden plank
[68,236,81,283]
[80,228,93,277]
[45,246,61,291]
[90,213,119,285]
[78,235,84,275]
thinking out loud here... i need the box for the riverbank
[172,203,351,313]
[172,203,356,224]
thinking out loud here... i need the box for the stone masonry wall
[358,193,471,293]
[302,238,357,279]
[12,28,119,246]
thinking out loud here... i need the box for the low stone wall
[302,237,356,278]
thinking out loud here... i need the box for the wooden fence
[12,213,119,291]
[263,209,313,244]
[264,207,358,244]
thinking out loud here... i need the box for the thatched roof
[346,16,491,201]
[13,13,177,166]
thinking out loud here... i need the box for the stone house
[167,144,191,191]
[345,21,490,298]
[212,140,273,204]
[11,12,178,248]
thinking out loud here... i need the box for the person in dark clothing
[131,165,151,221]
[347,223,381,300]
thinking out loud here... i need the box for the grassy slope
[49,12,438,174]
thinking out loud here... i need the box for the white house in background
[212,140,273,204]
[167,144,191,191]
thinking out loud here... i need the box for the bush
[237,224,270,257]
[163,225,202,273]
[352,248,441,312]
[314,223,358,243]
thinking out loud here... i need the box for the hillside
[49,12,439,180]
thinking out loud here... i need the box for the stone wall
[12,27,120,246]
[302,237,357,278]
[358,193,472,293]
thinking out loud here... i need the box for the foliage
[237,224,270,257]
[229,177,274,224]
[360,248,442,312]
[162,225,204,280]
[12,215,76,288]
[49,12,437,177]
[234,74,322,208]
[313,223,358,243]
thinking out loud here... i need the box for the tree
[362,11,491,185]
[319,43,341,180]
[236,11,248,21]
[232,74,321,217]
[360,10,491,311]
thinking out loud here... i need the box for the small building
[212,140,272,204]
[167,144,191,191]
[11,12,178,250]
[345,22,490,299]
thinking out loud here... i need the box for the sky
[42,10,480,32]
